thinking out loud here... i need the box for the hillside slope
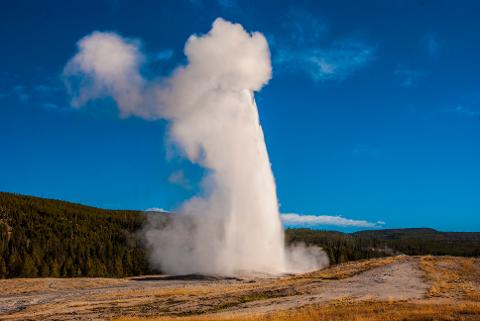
[0,192,152,278]
[352,228,480,257]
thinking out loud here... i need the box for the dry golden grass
[139,256,410,310]
[420,256,480,300]
[0,277,128,295]
[94,285,213,301]
[7,256,480,321]
[294,255,407,280]
[112,256,480,321]
[112,300,480,321]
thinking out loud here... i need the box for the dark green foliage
[286,227,480,265]
[352,228,480,257]
[0,192,152,278]
[285,229,395,265]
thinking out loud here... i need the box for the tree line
[0,192,150,278]
[1,192,479,278]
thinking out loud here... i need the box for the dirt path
[0,256,429,321]
[215,258,428,315]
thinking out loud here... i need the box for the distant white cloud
[276,40,374,82]
[282,9,328,46]
[142,210,384,228]
[0,82,69,112]
[189,0,237,9]
[395,65,426,87]
[33,84,61,94]
[13,85,29,102]
[41,102,59,109]
[441,105,480,118]
[145,207,170,213]
[168,169,191,189]
[273,11,374,82]
[422,33,441,59]
[281,213,385,228]
[216,0,236,9]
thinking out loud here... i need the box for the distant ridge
[353,227,480,241]
[0,191,165,214]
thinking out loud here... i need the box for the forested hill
[349,227,480,257]
[0,192,156,278]
[1,192,479,278]
[353,228,480,241]
[285,227,480,265]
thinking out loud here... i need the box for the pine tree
[0,257,6,278]
[50,260,60,277]
[40,262,50,277]
[21,255,38,277]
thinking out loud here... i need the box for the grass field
[114,301,480,321]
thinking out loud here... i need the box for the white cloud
[142,210,385,228]
[271,10,374,82]
[145,207,170,213]
[189,0,237,10]
[13,85,29,102]
[168,169,190,189]
[274,9,374,83]
[281,213,385,228]
[33,84,60,94]
[216,0,236,9]
[276,40,374,82]
[41,102,59,110]
[0,85,29,102]
[422,33,441,59]
[395,65,426,87]
[282,9,328,46]
[441,105,480,118]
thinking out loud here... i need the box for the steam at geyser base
[64,18,329,276]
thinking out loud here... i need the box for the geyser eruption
[149,90,287,275]
[64,18,328,275]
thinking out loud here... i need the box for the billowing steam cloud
[64,18,329,275]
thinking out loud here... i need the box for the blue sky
[1,0,479,231]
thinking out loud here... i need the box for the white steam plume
[64,18,329,275]
[63,32,151,118]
